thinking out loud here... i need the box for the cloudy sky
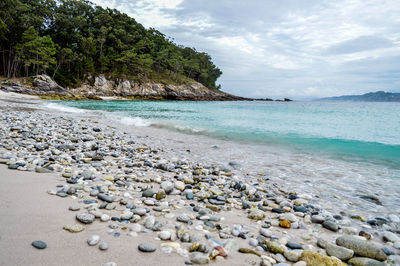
[91,0,400,99]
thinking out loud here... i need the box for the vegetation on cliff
[0,0,223,89]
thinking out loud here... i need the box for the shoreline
[0,92,399,265]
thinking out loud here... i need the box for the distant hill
[318,91,400,102]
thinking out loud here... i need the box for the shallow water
[48,100,400,217]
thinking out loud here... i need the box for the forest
[0,0,223,89]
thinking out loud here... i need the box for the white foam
[45,103,85,113]
[120,116,152,127]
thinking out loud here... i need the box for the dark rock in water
[288,194,298,200]
[323,220,339,232]
[286,242,303,249]
[92,127,101,132]
[32,240,47,249]
[359,194,382,205]
[138,243,156,252]
[381,247,394,255]
[272,208,285,214]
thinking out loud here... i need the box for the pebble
[76,213,95,224]
[63,224,84,233]
[190,252,210,264]
[326,243,354,260]
[336,235,387,261]
[69,205,80,211]
[87,235,100,246]
[32,240,47,249]
[159,230,172,240]
[99,242,108,251]
[138,243,156,252]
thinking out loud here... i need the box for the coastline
[0,91,399,265]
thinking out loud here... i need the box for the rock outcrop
[70,75,245,100]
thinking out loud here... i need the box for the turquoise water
[52,100,400,168]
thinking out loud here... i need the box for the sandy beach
[0,91,399,266]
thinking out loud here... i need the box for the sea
[46,100,400,217]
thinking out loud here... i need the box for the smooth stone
[300,250,346,266]
[249,238,258,246]
[133,208,147,216]
[98,194,113,203]
[381,247,395,255]
[382,231,400,243]
[190,252,210,264]
[159,230,171,240]
[142,189,155,198]
[63,224,84,233]
[32,240,47,249]
[284,250,303,262]
[248,209,265,220]
[100,214,110,222]
[99,242,108,251]
[76,213,95,224]
[174,181,185,191]
[323,220,339,232]
[138,243,156,252]
[224,239,239,252]
[177,215,190,223]
[348,257,386,266]
[311,215,325,224]
[161,181,174,194]
[266,241,286,254]
[69,205,80,211]
[326,243,354,260]
[239,248,261,256]
[260,228,272,237]
[287,242,303,250]
[87,235,100,246]
[130,224,142,232]
[336,235,387,261]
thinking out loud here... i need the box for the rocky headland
[0,95,399,265]
[0,75,247,101]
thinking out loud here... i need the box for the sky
[91,0,400,99]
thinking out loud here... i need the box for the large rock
[336,236,387,261]
[300,250,346,266]
[33,75,70,95]
[347,257,387,266]
[326,243,354,260]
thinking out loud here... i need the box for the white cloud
[90,0,400,99]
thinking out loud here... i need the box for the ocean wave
[44,102,85,113]
[119,116,152,127]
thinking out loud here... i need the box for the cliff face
[70,75,243,100]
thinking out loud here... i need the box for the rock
[311,215,325,224]
[174,181,185,191]
[336,235,387,261]
[87,235,100,246]
[284,250,302,262]
[248,209,265,220]
[323,220,339,232]
[138,243,156,252]
[317,238,328,249]
[161,181,174,194]
[260,228,272,237]
[98,193,114,203]
[32,240,47,249]
[282,213,297,222]
[300,250,346,266]
[177,214,191,223]
[326,243,354,260]
[145,216,155,229]
[279,219,291,228]
[266,241,286,254]
[76,213,95,224]
[249,238,258,246]
[158,230,171,240]
[156,190,166,200]
[100,214,110,222]
[99,242,108,251]
[142,189,155,198]
[381,247,394,255]
[238,248,261,256]
[293,262,307,266]
[63,224,85,233]
[286,242,303,249]
[224,239,239,252]
[69,205,80,211]
[190,252,210,264]
[347,257,386,266]
[382,231,400,243]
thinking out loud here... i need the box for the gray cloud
[92,0,400,99]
